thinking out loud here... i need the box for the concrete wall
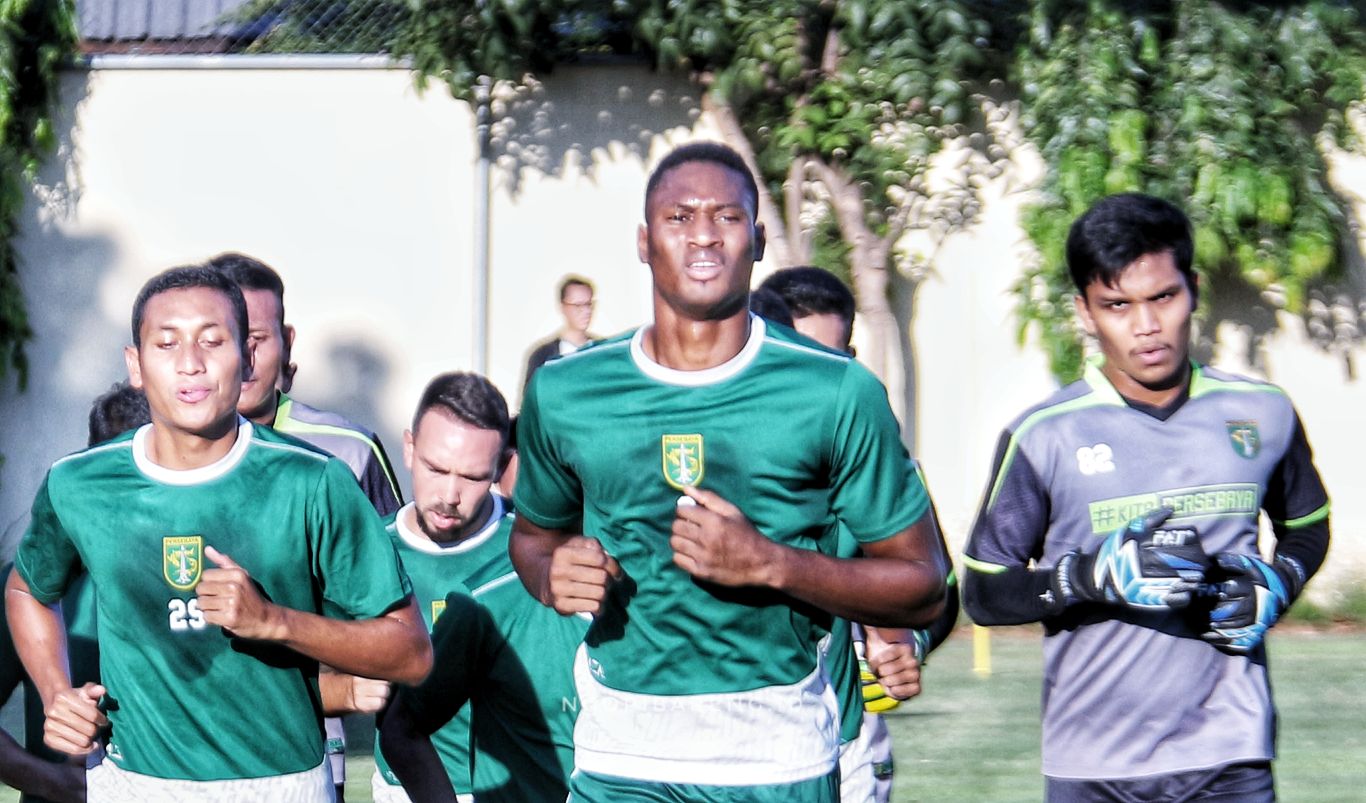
[2,63,1361,595]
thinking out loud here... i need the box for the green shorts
[568,769,840,802]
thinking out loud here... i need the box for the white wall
[2,62,1361,595]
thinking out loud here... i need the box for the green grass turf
[2,629,1362,802]
[887,626,1366,802]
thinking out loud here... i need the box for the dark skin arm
[670,486,946,628]
[195,546,433,685]
[0,731,84,803]
[375,697,459,803]
[512,487,947,628]
[510,522,621,615]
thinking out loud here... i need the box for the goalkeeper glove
[1051,506,1209,611]
[1201,552,1305,655]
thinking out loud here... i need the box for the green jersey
[14,421,412,781]
[405,531,587,802]
[373,498,516,795]
[515,318,928,785]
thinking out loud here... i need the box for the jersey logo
[1227,421,1260,458]
[1075,443,1115,476]
[662,434,705,489]
[431,599,447,623]
[163,536,203,591]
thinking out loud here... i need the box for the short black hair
[208,252,287,329]
[131,266,249,355]
[412,372,511,451]
[559,275,594,302]
[758,266,855,326]
[644,142,759,219]
[748,286,793,327]
[88,381,151,446]
[1066,194,1196,296]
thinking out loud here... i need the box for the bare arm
[318,668,391,716]
[0,732,84,803]
[510,518,620,615]
[670,487,947,628]
[4,571,106,756]
[195,546,432,685]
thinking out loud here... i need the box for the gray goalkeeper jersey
[965,361,1329,779]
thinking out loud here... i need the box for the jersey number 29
[168,598,206,631]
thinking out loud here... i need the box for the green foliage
[0,0,76,390]
[1014,1,1366,381]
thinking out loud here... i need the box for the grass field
[2,628,1362,801]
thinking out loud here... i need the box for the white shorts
[87,759,333,802]
[370,770,473,803]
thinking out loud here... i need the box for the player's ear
[1073,293,1098,338]
[124,345,144,389]
[637,223,650,265]
[402,429,416,472]
[752,221,766,262]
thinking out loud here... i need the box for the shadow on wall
[486,66,702,196]
[1197,199,1366,381]
[3,73,129,559]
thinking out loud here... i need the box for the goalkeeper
[962,193,1330,802]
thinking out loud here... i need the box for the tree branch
[703,92,794,268]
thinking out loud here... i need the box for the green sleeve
[13,475,82,605]
[511,378,583,530]
[827,365,929,543]
[310,458,412,618]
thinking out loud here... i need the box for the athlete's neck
[244,390,280,427]
[643,308,751,371]
[144,417,241,471]
[407,494,497,546]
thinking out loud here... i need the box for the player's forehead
[646,160,754,215]
[140,286,237,336]
[415,407,503,459]
[240,286,284,327]
[1084,250,1187,301]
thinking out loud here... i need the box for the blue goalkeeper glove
[1051,507,1210,611]
[1201,552,1305,654]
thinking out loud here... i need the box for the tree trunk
[701,94,794,269]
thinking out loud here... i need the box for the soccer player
[962,193,1330,802]
[521,275,599,393]
[511,142,948,801]
[208,251,406,798]
[760,265,960,803]
[207,252,403,516]
[5,266,431,800]
[371,372,586,803]
[0,383,148,803]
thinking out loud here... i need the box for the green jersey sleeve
[310,457,413,618]
[512,379,583,530]
[14,475,83,604]
[827,365,929,543]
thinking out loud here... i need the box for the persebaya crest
[1227,421,1260,459]
[163,536,204,591]
[662,434,704,490]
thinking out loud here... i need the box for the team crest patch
[1227,421,1260,459]
[662,434,704,490]
[431,599,447,623]
[163,536,203,591]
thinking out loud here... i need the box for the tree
[0,0,76,390]
[355,0,1006,425]
[1014,0,1366,380]
[247,0,1366,389]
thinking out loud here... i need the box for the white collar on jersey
[131,417,253,486]
[630,313,766,387]
[393,495,507,555]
